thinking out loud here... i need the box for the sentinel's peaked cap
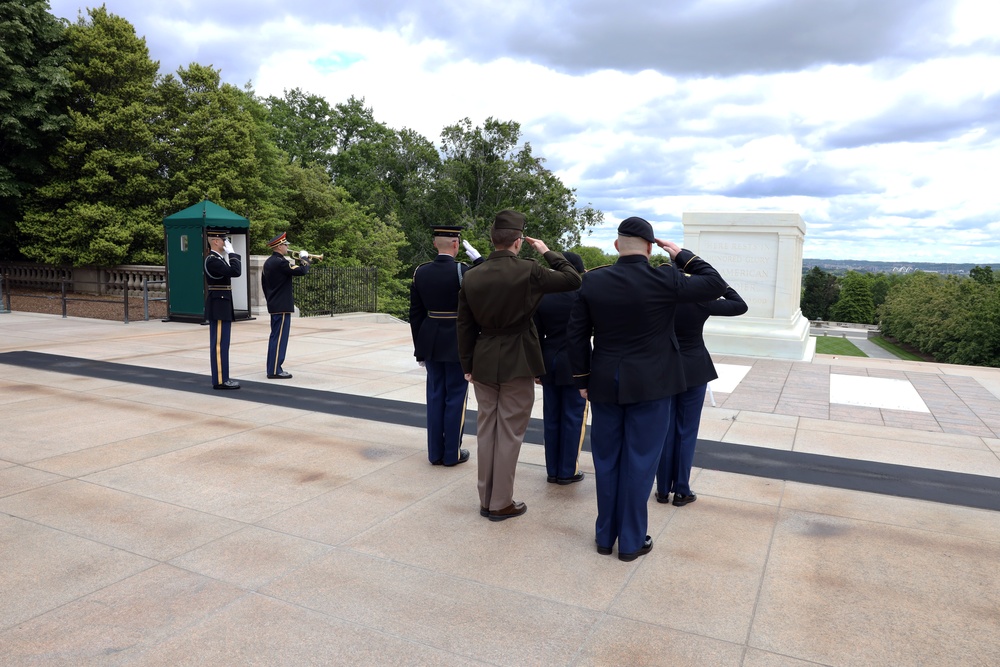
[492,210,526,231]
[206,228,229,238]
[617,216,655,243]
[267,232,289,249]
[431,225,465,238]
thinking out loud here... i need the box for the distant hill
[802,259,998,276]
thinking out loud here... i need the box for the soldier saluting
[204,229,242,390]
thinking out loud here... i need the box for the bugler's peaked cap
[267,232,288,249]
[617,217,655,243]
[492,210,526,231]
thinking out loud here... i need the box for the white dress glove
[223,239,235,255]
[462,240,481,261]
[299,249,309,260]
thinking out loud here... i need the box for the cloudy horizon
[47,0,1000,263]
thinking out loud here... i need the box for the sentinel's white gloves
[462,239,481,261]
[299,249,309,260]
[223,239,235,255]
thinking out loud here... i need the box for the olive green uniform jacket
[457,249,582,383]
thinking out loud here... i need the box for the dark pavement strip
[4,351,999,512]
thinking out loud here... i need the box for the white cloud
[43,0,1000,264]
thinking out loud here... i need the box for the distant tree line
[802,265,999,367]
[0,2,603,317]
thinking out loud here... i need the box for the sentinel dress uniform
[409,226,480,466]
[656,285,747,505]
[204,230,242,389]
[533,251,588,484]
[566,217,727,559]
[457,210,581,519]
[261,232,309,379]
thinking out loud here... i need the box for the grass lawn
[814,336,868,356]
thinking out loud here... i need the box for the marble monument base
[703,314,816,362]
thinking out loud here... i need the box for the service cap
[492,210,526,231]
[267,232,289,249]
[431,225,465,238]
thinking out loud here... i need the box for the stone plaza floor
[1,311,999,666]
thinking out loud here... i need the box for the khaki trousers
[473,376,535,511]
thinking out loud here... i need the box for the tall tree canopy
[801,266,839,320]
[156,64,287,250]
[265,87,336,170]
[881,272,1000,367]
[19,6,161,266]
[438,117,602,258]
[0,0,70,259]
[829,271,875,324]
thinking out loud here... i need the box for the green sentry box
[162,200,252,322]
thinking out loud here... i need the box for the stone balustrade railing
[0,262,166,296]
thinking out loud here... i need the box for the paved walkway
[1,312,999,666]
[843,336,897,359]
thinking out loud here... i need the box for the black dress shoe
[596,541,613,556]
[431,459,444,466]
[213,380,240,390]
[655,492,671,504]
[444,449,470,466]
[488,501,527,522]
[618,536,653,562]
[557,472,585,485]
[267,371,293,379]
[480,506,489,517]
[672,493,697,506]
[546,476,558,484]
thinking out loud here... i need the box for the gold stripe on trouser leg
[272,313,287,376]
[214,320,224,385]
[573,400,589,475]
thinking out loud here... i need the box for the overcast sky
[48,0,1000,264]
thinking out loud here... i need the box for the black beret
[617,217,655,243]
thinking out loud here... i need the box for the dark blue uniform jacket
[409,255,477,363]
[566,250,727,404]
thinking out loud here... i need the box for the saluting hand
[525,236,549,254]
[654,238,680,259]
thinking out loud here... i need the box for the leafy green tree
[19,6,162,266]
[0,0,70,258]
[970,265,995,285]
[155,64,286,251]
[325,97,448,266]
[438,117,602,260]
[570,245,616,269]
[941,279,1000,366]
[265,87,336,170]
[237,84,290,249]
[800,266,839,320]
[828,271,875,324]
[282,161,408,316]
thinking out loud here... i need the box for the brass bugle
[293,251,323,261]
